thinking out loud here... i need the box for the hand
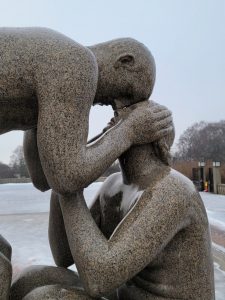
[119,100,174,145]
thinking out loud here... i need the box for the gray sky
[0,0,224,164]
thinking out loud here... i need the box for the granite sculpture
[10,100,215,300]
[0,27,170,195]
[0,27,214,299]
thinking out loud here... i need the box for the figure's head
[89,38,156,106]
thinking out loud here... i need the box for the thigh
[23,285,106,300]
[10,265,81,300]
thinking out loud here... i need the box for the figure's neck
[119,144,169,186]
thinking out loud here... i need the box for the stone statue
[0,28,172,299]
[0,28,214,299]
[10,100,215,300]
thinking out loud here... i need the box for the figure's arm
[49,190,102,268]
[48,191,74,268]
[23,129,50,192]
[59,186,192,298]
[34,46,172,194]
[37,82,172,195]
[23,125,107,193]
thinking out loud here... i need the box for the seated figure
[11,100,215,300]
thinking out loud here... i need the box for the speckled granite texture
[0,235,12,300]
[0,27,214,300]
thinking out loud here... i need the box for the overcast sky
[0,0,224,164]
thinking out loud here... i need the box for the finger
[151,106,171,116]
[149,100,166,109]
[155,117,173,129]
[154,110,172,121]
[149,100,157,107]
[154,126,174,140]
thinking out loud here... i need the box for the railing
[217,184,225,195]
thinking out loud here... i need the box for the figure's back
[0,27,96,134]
[0,27,84,100]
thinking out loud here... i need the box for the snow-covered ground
[0,183,225,298]
[201,192,225,232]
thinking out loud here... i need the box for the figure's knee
[23,285,96,300]
[10,265,80,300]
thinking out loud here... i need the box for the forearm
[48,192,74,268]
[23,129,50,192]
[60,193,112,297]
[39,118,131,194]
[83,121,132,186]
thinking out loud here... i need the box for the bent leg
[10,265,82,300]
[23,285,105,300]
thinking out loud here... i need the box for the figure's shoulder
[165,169,197,192]
[152,168,200,206]
[0,27,96,65]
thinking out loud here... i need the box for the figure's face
[91,39,156,107]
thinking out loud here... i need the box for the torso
[98,170,215,300]
[0,27,96,133]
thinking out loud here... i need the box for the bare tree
[9,146,29,178]
[174,121,225,162]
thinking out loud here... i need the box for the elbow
[29,170,50,192]
[32,177,50,192]
[54,255,74,269]
[50,172,88,195]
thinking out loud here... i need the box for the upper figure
[0,28,172,194]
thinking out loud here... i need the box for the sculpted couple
[0,28,214,299]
